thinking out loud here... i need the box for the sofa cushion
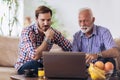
[50,44,62,52]
[0,36,19,67]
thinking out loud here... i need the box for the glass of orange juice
[38,68,45,78]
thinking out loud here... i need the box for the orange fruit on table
[94,61,105,70]
[104,62,114,73]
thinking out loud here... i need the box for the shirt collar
[93,25,97,35]
[33,23,39,34]
[34,23,45,35]
[33,23,49,37]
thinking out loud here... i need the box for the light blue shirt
[72,25,116,54]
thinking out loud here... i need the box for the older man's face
[78,11,94,33]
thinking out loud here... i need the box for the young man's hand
[44,28,55,40]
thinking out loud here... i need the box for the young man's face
[36,12,52,32]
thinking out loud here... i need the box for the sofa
[0,35,120,80]
[0,36,19,80]
[0,35,62,80]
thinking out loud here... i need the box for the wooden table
[10,75,45,80]
[10,74,120,80]
[10,75,88,80]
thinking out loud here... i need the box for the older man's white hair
[79,7,94,19]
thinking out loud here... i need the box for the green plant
[0,16,4,35]
[0,0,20,36]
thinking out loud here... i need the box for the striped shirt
[72,24,116,53]
[15,23,72,70]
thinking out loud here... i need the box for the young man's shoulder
[22,24,37,35]
[24,24,36,30]
[52,28,61,34]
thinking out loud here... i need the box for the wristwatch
[44,37,51,45]
[97,52,103,58]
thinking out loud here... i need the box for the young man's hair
[35,5,52,18]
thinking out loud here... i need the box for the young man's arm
[33,28,55,60]
[53,30,72,51]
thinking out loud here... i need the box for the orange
[94,61,105,70]
[104,62,114,72]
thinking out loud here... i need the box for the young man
[15,6,72,74]
[72,8,119,69]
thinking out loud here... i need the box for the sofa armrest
[50,44,62,52]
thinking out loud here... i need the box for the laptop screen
[42,52,88,79]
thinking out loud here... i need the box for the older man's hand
[85,54,98,64]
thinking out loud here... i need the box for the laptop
[42,52,88,79]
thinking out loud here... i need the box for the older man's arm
[101,47,119,58]
[85,47,119,64]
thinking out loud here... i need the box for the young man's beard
[44,25,50,31]
[38,25,50,32]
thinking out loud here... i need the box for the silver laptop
[42,52,88,79]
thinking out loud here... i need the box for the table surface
[10,75,43,80]
[10,74,120,80]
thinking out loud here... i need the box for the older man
[72,8,119,70]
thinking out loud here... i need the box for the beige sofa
[0,35,62,80]
[0,36,19,80]
[0,35,120,80]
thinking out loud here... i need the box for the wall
[24,0,120,39]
